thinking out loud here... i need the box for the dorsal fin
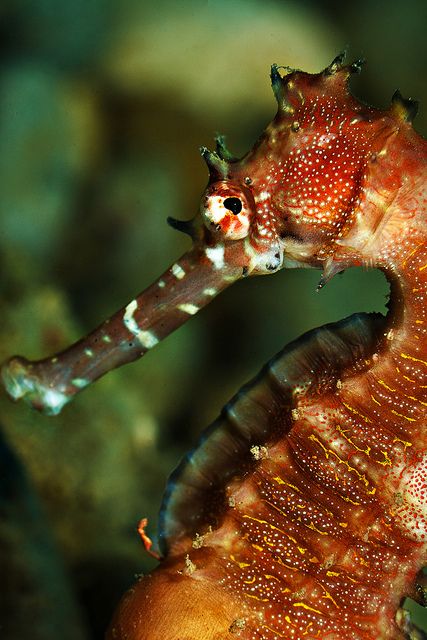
[158,311,386,555]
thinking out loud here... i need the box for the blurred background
[0,0,425,638]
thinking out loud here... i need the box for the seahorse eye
[223,197,242,215]
[200,182,252,240]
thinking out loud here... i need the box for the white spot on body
[123,299,159,349]
[72,378,88,389]
[205,245,225,270]
[178,303,199,315]
[171,263,186,280]
[256,190,270,203]
[43,388,69,415]
[136,331,159,349]
[85,348,94,358]
[203,287,217,297]
[158,280,166,288]
[123,300,140,335]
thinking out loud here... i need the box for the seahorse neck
[382,239,427,361]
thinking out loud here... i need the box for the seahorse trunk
[108,248,427,640]
[1,243,242,415]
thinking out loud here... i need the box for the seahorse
[2,54,427,638]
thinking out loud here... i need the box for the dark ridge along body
[2,55,427,639]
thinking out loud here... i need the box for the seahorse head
[193,53,423,284]
[3,54,424,415]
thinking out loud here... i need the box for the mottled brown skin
[107,61,427,639]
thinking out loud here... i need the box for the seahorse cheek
[275,143,365,234]
[107,556,244,640]
[221,214,250,240]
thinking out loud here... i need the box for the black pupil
[223,197,242,215]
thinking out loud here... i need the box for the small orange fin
[137,518,161,560]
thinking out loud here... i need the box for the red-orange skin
[107,63,427,640]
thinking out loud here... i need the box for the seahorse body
[106,60,427,639]
[2,56,427,638]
